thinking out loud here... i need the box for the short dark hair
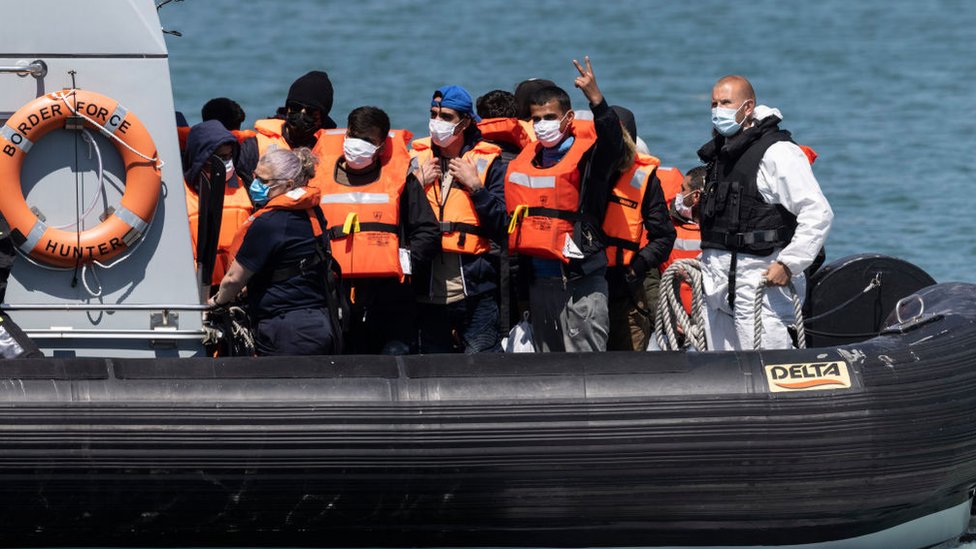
[476,90,517,119]
[529,86,572,115]
[347,106,390,143]
[685,165,708,191]
[201,97,245,131]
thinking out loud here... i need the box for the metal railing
[0,60,47,78]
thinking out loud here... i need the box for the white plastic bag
[502,311,535,353]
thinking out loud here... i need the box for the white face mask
[674,192,695,219]
[534,112,570,148]
[223,158,235,182]
[429,118,461,147]
[343,137,379,170]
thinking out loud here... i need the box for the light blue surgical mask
[711,101,750,137]
[249,177,273,207]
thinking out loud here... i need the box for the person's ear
[562,110,575,131]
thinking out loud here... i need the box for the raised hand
[573,56,604,106]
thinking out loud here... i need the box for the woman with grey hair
[208,147,338,356]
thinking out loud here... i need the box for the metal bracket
[0,59,47,79]
[99,206,115,223]
[150,310,179,331]
[64,116,85,131]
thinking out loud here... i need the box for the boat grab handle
[895,294,925,324]
[0,60,47,78]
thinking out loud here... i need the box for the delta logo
[764,361,852,393]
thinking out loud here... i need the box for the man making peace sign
[504,57,625,352]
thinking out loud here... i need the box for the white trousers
[700,248,805,351]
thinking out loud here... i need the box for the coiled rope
[656,258,808,351]
[656,258,708,351]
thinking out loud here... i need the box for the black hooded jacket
[183,120,238,188]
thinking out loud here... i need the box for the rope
[51,89,164,170]
[655,258,708,351]
[52,129,106,229]
[753,277,806,350]
[803,274,881,323]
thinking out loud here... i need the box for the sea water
[156,2,975,547]
[161,0,976,284]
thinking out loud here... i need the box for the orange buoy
[0,89,161,268]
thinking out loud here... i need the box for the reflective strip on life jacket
[320,192,390,205]
[504,119,597,262]
[673,236,701,252]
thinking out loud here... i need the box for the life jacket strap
[328,222,399,240]
[439,221,489,238]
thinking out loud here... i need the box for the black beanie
[286,70,334,115]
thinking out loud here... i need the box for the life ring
[0,88,161,268]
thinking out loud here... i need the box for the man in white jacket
[696,75,832,350]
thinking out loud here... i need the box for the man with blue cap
[410,85,510,353]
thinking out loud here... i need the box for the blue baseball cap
[432,85,481,122]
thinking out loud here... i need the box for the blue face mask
[711,101,749,137]
[249,177,271,207]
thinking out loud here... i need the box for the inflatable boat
[1,2,975,548]
[0,281,974,549]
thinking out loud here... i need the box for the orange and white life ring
[0,88,162,268]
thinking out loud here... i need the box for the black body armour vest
[698,120,798,257]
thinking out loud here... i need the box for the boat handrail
[0,60,47,78]
[23,328,207,340]
[2,303,208,312]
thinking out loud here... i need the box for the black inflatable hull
[1,283,976,547]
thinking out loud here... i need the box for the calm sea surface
[161,0,976,284]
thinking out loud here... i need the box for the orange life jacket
[314,145,411,280]
[252,119,327,157]
[177,126,190,152]
[602,153,662,267]
[517,119,537,142]
[505,119,597,262]
[185,178,254,286]
[309,127,414,189]
[658,164,702,269]
[477,118,533,150]
[656,166,684,202]
[799,144,818,165]
[410,137,499,255]
[227,186,324,262]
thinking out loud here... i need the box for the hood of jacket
[183,120,238,188]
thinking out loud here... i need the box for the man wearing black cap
[410,85,510,353]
